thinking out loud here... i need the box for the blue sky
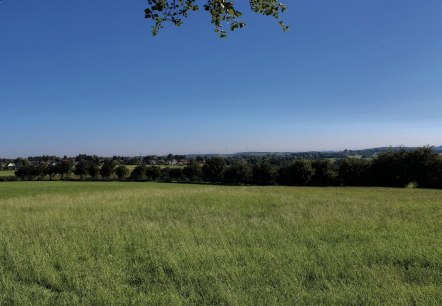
[1,0,441,157]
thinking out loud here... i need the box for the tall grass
[0,182,441,305]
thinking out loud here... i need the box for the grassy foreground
[0,182,441,305]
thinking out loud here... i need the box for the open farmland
[0,182,441,305]
[0,170,15,177]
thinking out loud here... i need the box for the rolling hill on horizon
[190,145,442,159]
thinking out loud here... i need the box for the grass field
[0,170,15,177]
[0,182,441,305]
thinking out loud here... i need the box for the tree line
[6,147,442,189]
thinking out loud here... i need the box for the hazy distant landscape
[192,145,442,158]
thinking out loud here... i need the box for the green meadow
[0,170,15,177]
[0,182,441,305]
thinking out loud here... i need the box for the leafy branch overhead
[145,0,289,37]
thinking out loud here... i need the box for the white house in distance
[7,163,16,170]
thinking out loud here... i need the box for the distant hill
[189,146,442,159]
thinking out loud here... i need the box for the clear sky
[1,0,441,157]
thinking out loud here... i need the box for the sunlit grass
[0,170,15,177]
[0,182,441,305]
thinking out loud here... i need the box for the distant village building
[7,163,16,170]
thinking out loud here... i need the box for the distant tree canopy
[145,0,289,37]
[6,147,442,189]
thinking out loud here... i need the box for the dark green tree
[145,0,289,37]
[428,156,442,189]
[183,161,202,182]
[115,165,130,180]
[338,158,371,186]
[45,164,57,181]
[202,157,226,182]
[130,165,147,181]
[100,160,116,180]
[169,167,184,181]
[14,157,30,167]
[36,162,48,180]
[371,148,410,187]
[146,166,161,181]
[15,165,37,181]
[160,168,172,182]
[57,160,74,180]
[310,159,337,186]
[88,163,100,180]
[252,161,276,185]
[223,161,251,184]
[407,146,440,188]
[277,160,314,186]
[74,160,90,180]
